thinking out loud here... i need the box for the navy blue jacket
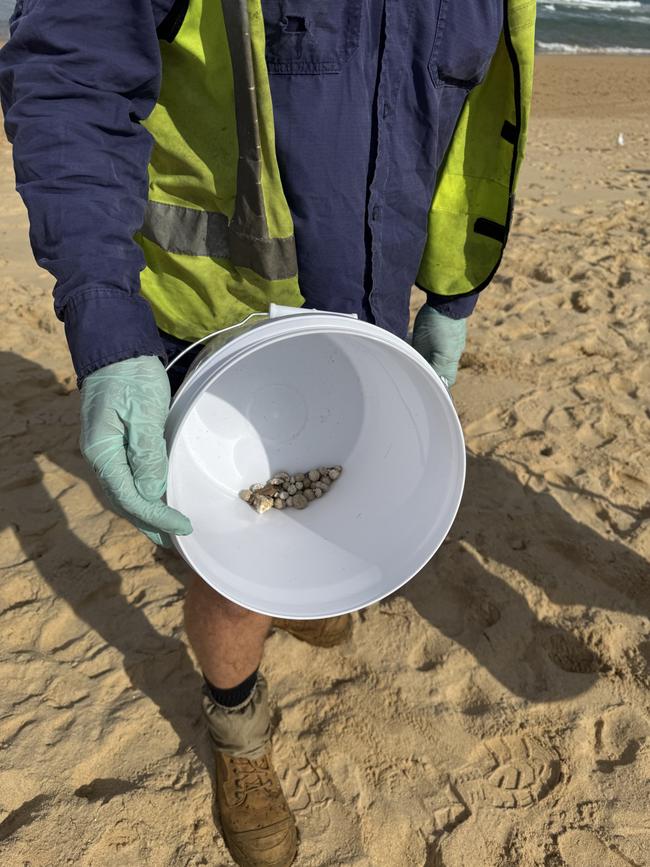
[0,1,501,380]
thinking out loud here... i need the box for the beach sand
[1,56,649,866]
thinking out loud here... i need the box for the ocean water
[536,0,650,53]
[1,0,649,53]
[0,0,14,39]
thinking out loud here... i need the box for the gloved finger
[137,527,174,548]
[80,423,126,470]
[98,445,192,535]
[106,497,178,548]
[125,420,170,501]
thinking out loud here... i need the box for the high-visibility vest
[417,0,536,298]
[137,0,536,342]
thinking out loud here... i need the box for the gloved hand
[80,356,192,547]
[412,304,467,389]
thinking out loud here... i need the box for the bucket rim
[168,314,459,426]
[165,315,466,616]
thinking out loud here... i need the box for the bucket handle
[164,304,358,373]
[164,312,268,373]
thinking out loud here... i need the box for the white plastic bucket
[165,305,465,619]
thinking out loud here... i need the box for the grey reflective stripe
[221,0,267,239]
[140,1,299,281]
[141,201,229,258]
[229,225,298,280]
[140,200,298,280]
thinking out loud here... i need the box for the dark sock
[204,669,259,708]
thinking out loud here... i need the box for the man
[0,1,535,864]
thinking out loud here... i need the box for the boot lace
[231,755,276,801]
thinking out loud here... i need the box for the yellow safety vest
[137,0,536,342]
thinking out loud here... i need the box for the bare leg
[184,575,272,688]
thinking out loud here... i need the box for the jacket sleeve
[424,292,479,320]
[0,0,169,381]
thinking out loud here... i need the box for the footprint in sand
[439,735,561,828]
[530,265,556,284]
[594,705,650,775]
[543,630,608,675]
[625,640,650,689]
[273,742,362,852]
[273,741,333,814]
[570,289,591,312]
[558,830,634,867]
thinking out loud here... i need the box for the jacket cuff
[62,287,166,385]
[424,291,479,320]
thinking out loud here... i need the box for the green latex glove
[412,305,467,388]
[80,356,192,547]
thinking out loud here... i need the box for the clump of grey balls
[240,467,343,514]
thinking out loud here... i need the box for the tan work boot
[202,675,297,867]
[272,613,352,648]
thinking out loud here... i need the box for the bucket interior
[167,330,464,618]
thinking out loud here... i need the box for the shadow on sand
[402,449,649,700]
[2,351,648,731]
[0,351,209,768]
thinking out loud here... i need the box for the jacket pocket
[262,0,363,74]
[429,0,503,90]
